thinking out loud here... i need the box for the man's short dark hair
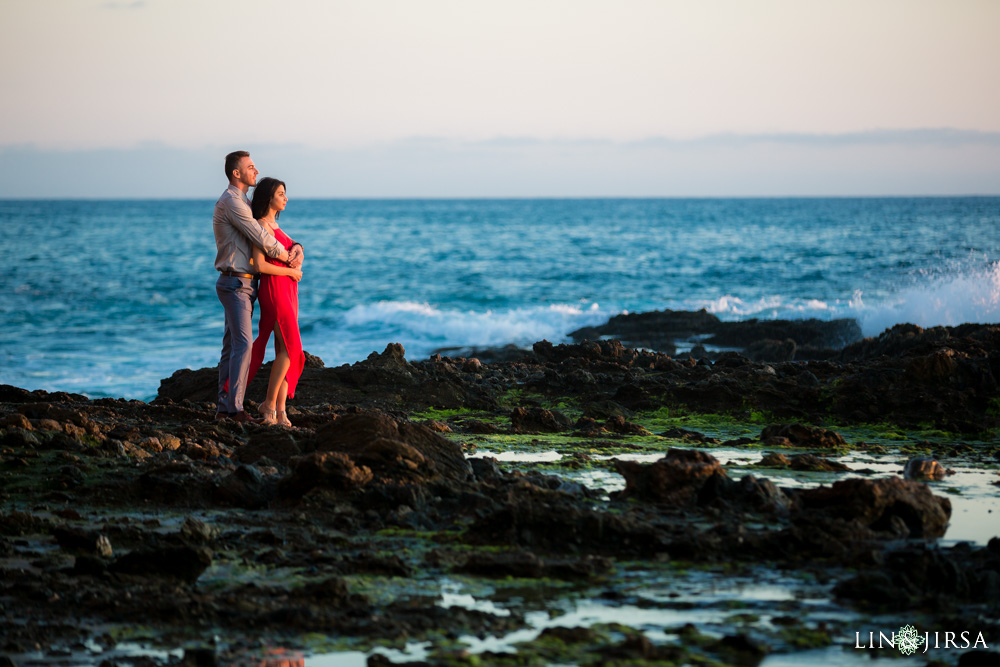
[224,151,250,180]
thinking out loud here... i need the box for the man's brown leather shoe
[230,410,261,424]
[214,412,230,421]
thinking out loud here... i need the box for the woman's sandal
[258,406,278,425]
[277,410,293,428]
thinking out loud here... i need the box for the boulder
[465,483,668,556]
[604,415,651,435]
[312,412,472,484]
[279,451,374,499]
[615,449,726,506]
[745,338,797,362]
[213,464,275,509]
[760,423,847,449]
[510,407,573,433]
[52,527,113,557]
[109,545,212,583]
[794,477,951,538]
[237,430,302,465]
[903,457,948,480]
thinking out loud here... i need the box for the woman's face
[271,185,287,213]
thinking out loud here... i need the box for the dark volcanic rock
[614,449,726,506]
[794,477,951,538]
[835,541,1000,610]
[707,318,861,353]
[760,423,847,449]
[760,452,850,472]
[460,419,505,434]
[745,338,797,362]
[659,427,720,444]
[903,457,948,480]
[465,483,668,556]
[582,400,632,420]
[510,406,573,433]
[840,323,967,362]
[430,343,535,364]
[213,464,276,509]
[52,527,113,556]
[279,451,374,499]
[237,430,302,465]
[532,339,675,371]
[157,344,494,411]
[454,549,544,578]
[469,456,502,482]
[339,342,416,386]
[276,411,472,504]
[570,309,719,351]
[312,412,472,485]
[604,415,651,435]
[453,549,613,580]
[569,308,861,358]
[699,473,793,514]
[109,545,212,583]
[0,511,53,537]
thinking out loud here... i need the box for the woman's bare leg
[274,330,292,426]
[262,324,290,417]
[275,379,292,426]
[276,379,288,413]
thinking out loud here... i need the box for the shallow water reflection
[471,446,1000,546]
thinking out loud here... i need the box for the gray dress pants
[216,274,257,413]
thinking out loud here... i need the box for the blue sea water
[2,197,999,400]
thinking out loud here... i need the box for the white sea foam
[698,295,837,319]
[857,261,1000,337]
[342,300,609,343]
[307,300,614,365]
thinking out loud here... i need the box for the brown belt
[220,271,255,279]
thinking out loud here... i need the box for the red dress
[247,227,304,398]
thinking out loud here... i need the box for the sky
[2,0,999,197]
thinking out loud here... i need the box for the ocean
[2,197,999,401]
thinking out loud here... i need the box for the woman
[246,177,304,426]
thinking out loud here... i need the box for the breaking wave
[305,300,614,365]
[856,261,1000,337]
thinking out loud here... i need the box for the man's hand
[288,244,304,269]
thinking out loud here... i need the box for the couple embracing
[213,150,305,425]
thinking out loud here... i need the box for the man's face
[234,157,258,188]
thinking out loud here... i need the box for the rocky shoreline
[2,315,1000,665]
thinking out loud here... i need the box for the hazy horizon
[3,128,999,198]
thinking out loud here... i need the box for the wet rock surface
[568,308,862,360]
[2,322,1000,664]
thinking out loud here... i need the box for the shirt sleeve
[225,196,285,259]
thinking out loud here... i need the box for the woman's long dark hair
[251,177,286,221]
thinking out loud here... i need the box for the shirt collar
[227,183,251,206]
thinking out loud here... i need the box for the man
[214,150,303,422]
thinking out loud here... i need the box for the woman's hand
[289,268,303,282]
